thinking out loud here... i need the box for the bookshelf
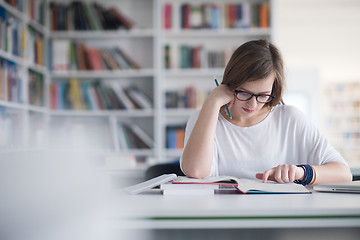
[325,82,360,167]
[0,0,49,150]
[0,0,273,171]
[159,0,272,161]
[46,0,157,171]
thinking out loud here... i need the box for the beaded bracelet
[294,164,313,186]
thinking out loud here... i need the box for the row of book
[50,79,153,110]
[4,0,45,24]
[163,2,269,30]
[166,125,185,149]
[50,1,133,31]
[0,58,22,103]
[118,122,154,150]
[164,44,232,69]
[52,40,140,71]
[0,7,44,66]
[165,86,209,109]
[28,69,44,106]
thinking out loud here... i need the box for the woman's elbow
[181,163,210,179]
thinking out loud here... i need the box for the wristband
[294,164,313,186]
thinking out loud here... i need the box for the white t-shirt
[180,104,348,179]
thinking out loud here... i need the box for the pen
[214,79,232,119]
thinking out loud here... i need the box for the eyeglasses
[234,90,274,103]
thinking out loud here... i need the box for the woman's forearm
[312,162,353,184]
[181,98,222,178]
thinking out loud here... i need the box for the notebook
[313,181,360,193]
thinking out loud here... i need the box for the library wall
[273,0,360,165]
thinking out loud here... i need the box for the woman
[180,39,352,185]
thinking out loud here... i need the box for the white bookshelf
[325,82,360,166]
[159,0,272,161]
[1,0,273,170]
[0,0,49,151]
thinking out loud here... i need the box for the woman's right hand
[208,83,235,111]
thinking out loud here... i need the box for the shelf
[164,149,183,158]
[50,29,155,39]
[0,49,48,74]
[0,101,47,113]
[50,109,155,118]
[164,68,224,78]
[165,108,198,118]
[163,28,271,38]
[50,69,155,79]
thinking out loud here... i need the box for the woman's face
[231,73,275,120]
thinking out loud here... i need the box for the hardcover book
[173,176,310,194]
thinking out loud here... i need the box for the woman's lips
[242,107,254,113]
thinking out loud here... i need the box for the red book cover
[192,46,201,69]
[227,4,236,28]
[182,4,190,29]
[87,48,104,70]
[76,43,87,70]
[50,83,57,109]
[163,3,172,29]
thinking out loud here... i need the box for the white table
[113,189,360,230]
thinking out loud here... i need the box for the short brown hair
[222,39,284,107]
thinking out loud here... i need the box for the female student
[180,39,352,185]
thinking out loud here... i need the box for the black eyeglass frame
[233,90,274,103]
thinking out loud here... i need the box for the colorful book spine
[49,1,133,31]
[0,58,22,103]
[166,125,185,149]
[52,40,141,71]
[28,69,44,106]
[167,2,269,30]
[50,80,153,111]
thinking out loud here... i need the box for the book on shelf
[124,85,152,109]
[28,69,44,106]
[165,86,208,109]
[51,40,141,71]
[50,80,153,110]
[167,43,234,70]
[118,122,154,150]
[124,174,310,195]
[166,125,185,149]
[50,1,133,31]
[52,39,69,70]
[172,2,269,30]
[163,3,172,29]
[0,58,22,103]
[4,0,45,24]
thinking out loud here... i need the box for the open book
[124,174,310,194]
[172,176,311,194]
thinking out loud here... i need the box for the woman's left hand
[255,164,304,183]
